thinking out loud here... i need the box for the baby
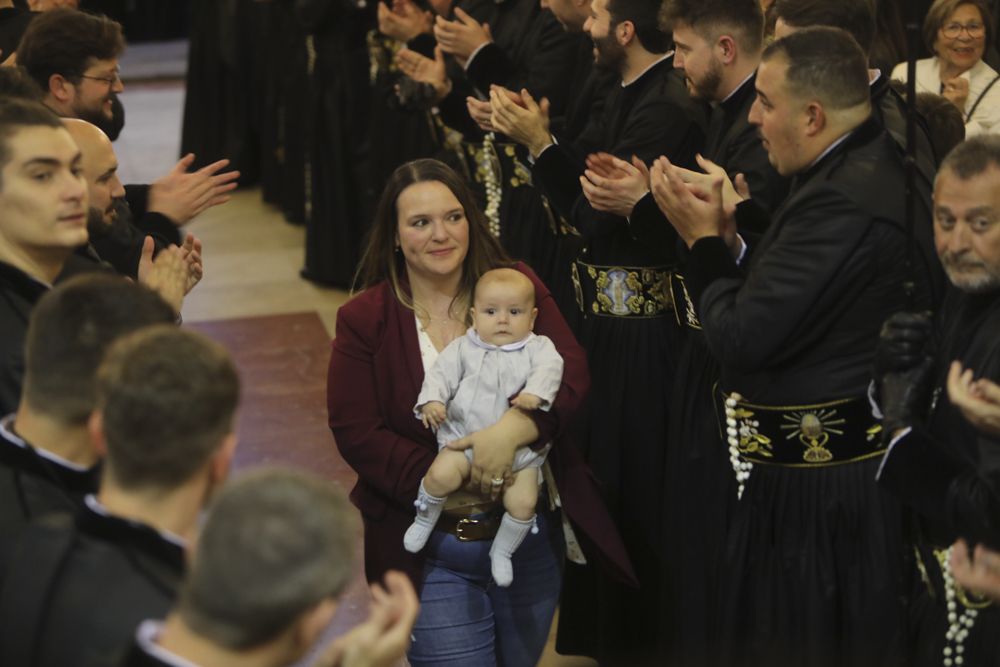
[405,268,564,587]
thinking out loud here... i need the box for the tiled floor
[123,75,594,667]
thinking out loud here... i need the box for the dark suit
[326,261,633,587]
[0,501,185,667]
[680,117,941,666]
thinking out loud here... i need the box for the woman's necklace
[415,301,467,350]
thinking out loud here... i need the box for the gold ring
[490,477,504,486]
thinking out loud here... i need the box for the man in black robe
[770,0,939,175]
[877,135,1000,666]
[18,8,239,248]
[654,27,941,666]
[119,469,419,667]
[0,276,174,550]
[0,99,87,416]
[576,1,785,660]
[490,0,703,662]
[0,327,240,667]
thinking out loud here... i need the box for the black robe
[622,72,787,664]
[532,54,705,665]
[0,261,47,417]
[878,289,1000,667]
[0,417,99,557]
[682,118,941,667]
[0,503,184,667]
[299,0,377,288]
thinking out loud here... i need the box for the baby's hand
[421,401,447,431]
[510,392,543,411]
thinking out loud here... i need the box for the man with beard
[877,135,1000,666]
[17,8,239,246]
[490,0,704,663]
[0,326,239,667]
[652,27,941,666]
[62,118,202,310]
[572,2,785,661]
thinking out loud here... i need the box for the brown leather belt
[436,510,502,542]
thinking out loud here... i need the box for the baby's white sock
[403,479,446,553]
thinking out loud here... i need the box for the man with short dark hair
[0,275,175,543]
[771,0,940,173]
[0,97,87,416]
[18,8,239,244]
[120,468,419,667]
[0,326,240,667]
[877,135,1000,666]
[654,27,941,666]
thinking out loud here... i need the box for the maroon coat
[327,263,635,587]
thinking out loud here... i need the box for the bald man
[62,119,202,311]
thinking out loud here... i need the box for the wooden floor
[121,77,596,666]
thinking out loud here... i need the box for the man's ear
[47,73,76,105]
[804,100,826,137]
[88,410,107,458]
[616,19,635,47]
[210,431,238,486]
[716,35,737,65]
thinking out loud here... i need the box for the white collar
[467,328,534,351]
[0,414,90,472]
[622,51,673,87]
[135,621,202,667]
[84,494,188,549]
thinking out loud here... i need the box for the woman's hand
[446,408,539,498]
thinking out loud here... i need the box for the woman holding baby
[327,159,633,666]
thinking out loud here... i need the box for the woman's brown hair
[353,159,510,319]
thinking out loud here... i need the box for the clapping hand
[149,154,240,226]
[377,0,432,42]
[433,8,491,66]
[580,153,649,217]
[489,86,552,157]
[948,361,1000,436]
[396,46,452,102]
[313,571,420,667]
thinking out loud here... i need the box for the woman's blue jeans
[407,506,564,667]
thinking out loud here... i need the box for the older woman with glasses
[892,0,1000,136]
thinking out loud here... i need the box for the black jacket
[532,54,705,265]
[683,118,942,403]
[0,502,185,667]
[0,261,48,416]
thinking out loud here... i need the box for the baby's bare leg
[423,448,471,497]
[502,469,540,521]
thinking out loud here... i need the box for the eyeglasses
[941,21,986,39]
[78,71,122,86]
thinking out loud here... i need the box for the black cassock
[531,55,705,664]
[299,0,375,288]
[627,72,788,664]
[434,0,580,279]
[681,117,941,667]
[0,505,184,667]
[878,290,1000,667]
